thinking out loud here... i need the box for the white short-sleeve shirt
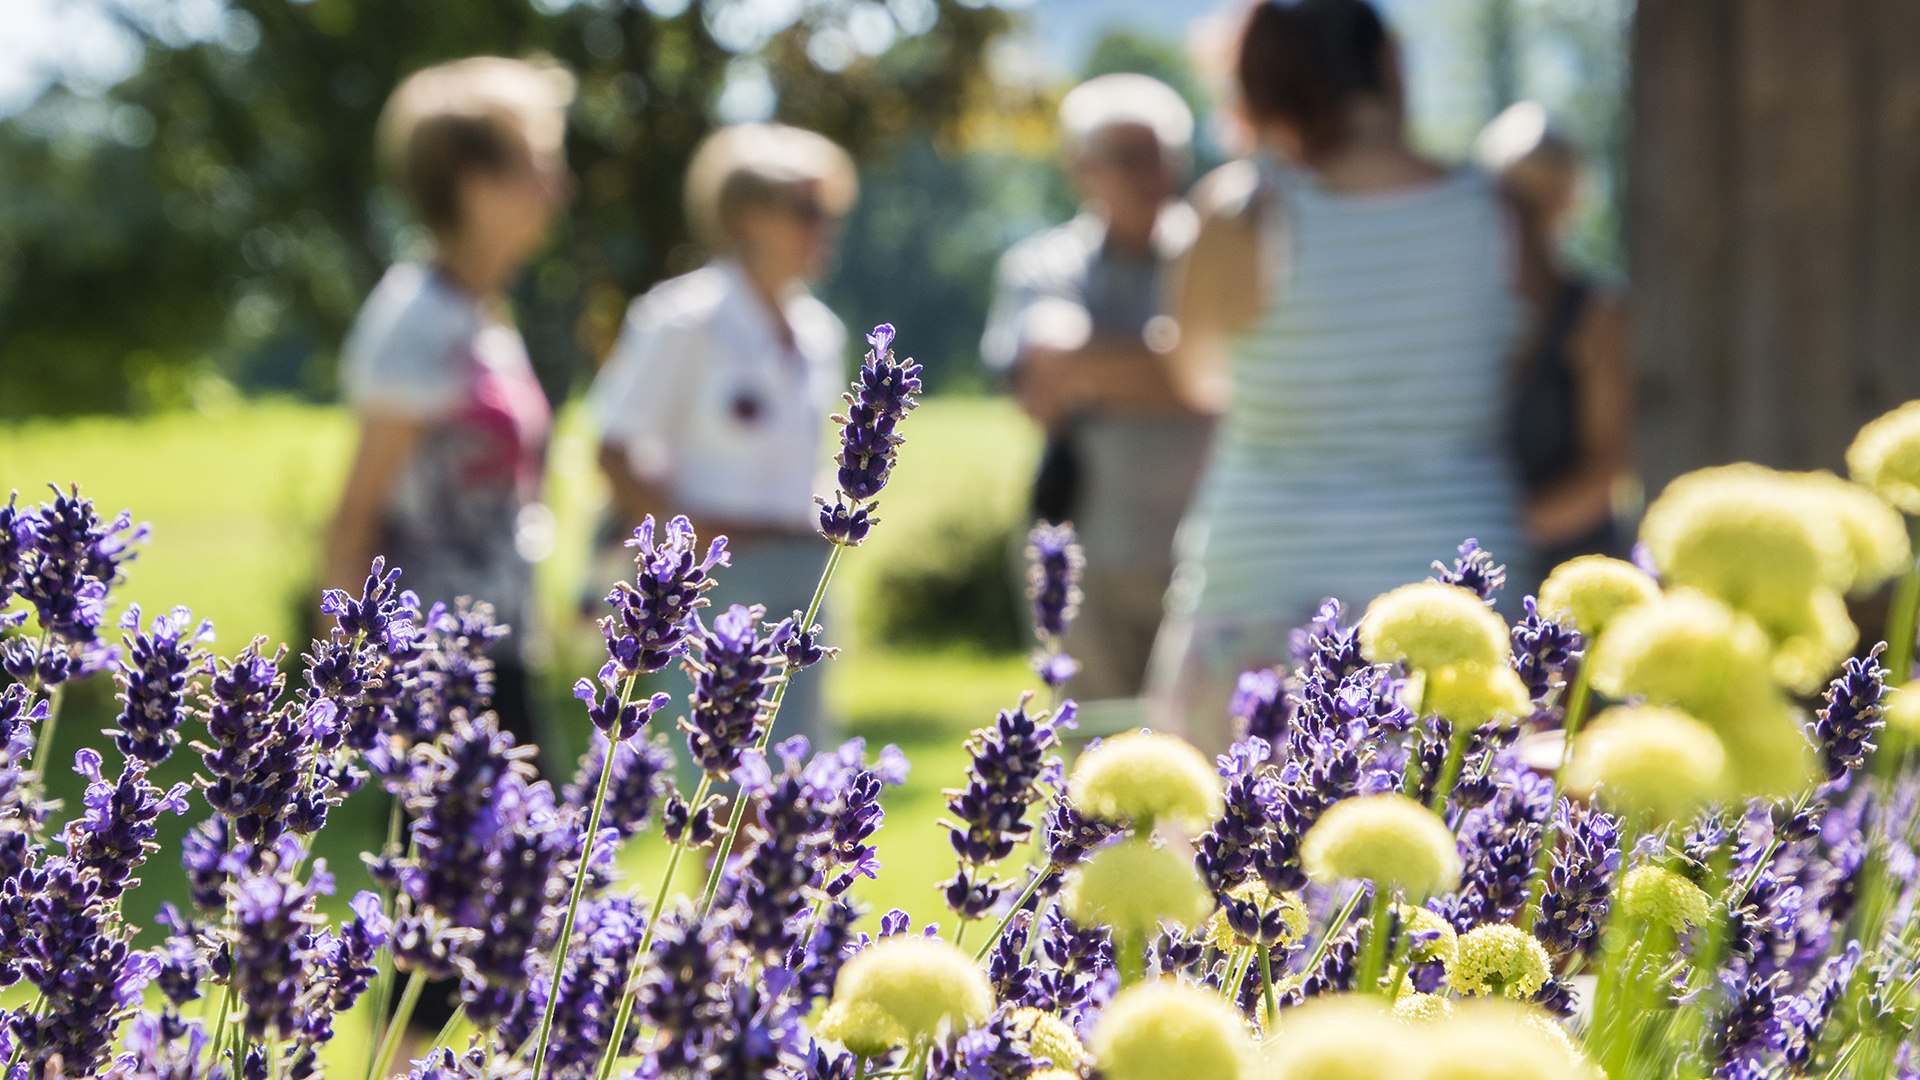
[591,261,847,531]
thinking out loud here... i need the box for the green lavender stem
[368,970,427,1080]
[531,715,622,1078]
[594,773,715,1080]
[972,866,1053,962]
[698,542,844,917]
[1355,885,1394,995]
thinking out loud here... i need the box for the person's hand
[1014,345,1081,432]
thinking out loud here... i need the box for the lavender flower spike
[1027,522,1084,690]
[818,323,923,546]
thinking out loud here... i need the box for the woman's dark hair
[1236,0,1396,158]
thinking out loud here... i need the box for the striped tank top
[1174,159,1527,625]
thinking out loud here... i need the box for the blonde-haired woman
[589,123,857,743]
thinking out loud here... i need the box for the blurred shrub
[862,488,1025,654]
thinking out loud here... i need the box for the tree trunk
[1628,0,1920,490]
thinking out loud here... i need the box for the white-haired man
[981,73,1213,703]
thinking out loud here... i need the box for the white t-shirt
[591,261,846,531]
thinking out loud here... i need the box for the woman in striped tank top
[1148,0,1529,751]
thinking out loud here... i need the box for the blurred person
[981,73,1211,704]
[1150,0,1529,751]
[589,123,856,745]
[1476,101,1634,576]
[323,57,574,753]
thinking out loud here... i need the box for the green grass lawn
[0,395,1046,939]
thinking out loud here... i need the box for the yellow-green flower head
[1067,731,1223,828]
[1886,687,1920,740]
[1848,399,1920,513]
[1359,581,1512,674]
[1205,881,1309,951]
[1424,1000,1598,1080]
[1616,864,1711,934]
[1263,994,1414,1080]
[1012,1008,1087,1069]
[829,936,993,1045]
[1445,925,1551,999]
[1760,587,1858,695]
[1390,991,1454,1024]
[1063,836,1213,938]
[1588,589,1776,721]
[1394,902,1459,967]
[1787,470,1913,593]
[1090,979,1253,1080]
[1536,555,1660,640]
[1300,794,1462,898]
[1419,662,1533,728]
[1714,698,1818,800]
[1642,465,1851,614]
[817,998,908,1057]
[1030,1071,1081,1080]
[1564,706,1730,825]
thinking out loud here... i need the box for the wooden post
[1628,0,1920,490]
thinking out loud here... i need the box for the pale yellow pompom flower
[1536,555,1660,640]
[828,936,993,1046]
[1394,902,1459,967]
[1359,580,1512,674]
[1616,864,1711,934]
[1424,999,1599,1080]
[1068,731,1223,828]
[817,998,908,1057]
[1759,587,1858,695]
[1391,992,1454,1024]
[1446,925,1551,999]
[1301,794,1462,899]
[1712,698,1818,801]
[1090,979,1254,1080]
[1564,705,1730,825]
[1063,835,1213,938]
[1012,1008,1087,1070]
[1263,994,1415,1080]
[1641,464,1851,614]
[1848,399,1920,513]
[1787,470,1912,593]
[1886,686,1920,740]
[1419,662,1533,728]
[1588,590,1776,722]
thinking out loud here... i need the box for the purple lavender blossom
[2,486,146,686]
[1510,596,1580,704]
[772,612,834,675]
[1026,522,1084,690]
[1438,759,1552,929]
[1536,802,1620,961]
[1814,647,1887,783]
[927,1010,1035,1080]
[229,859,331,1040]
[1434,539,1506,602]
[682,604,787,778]
[1231,670,1288,747]
[9,863,161,1074]
[113,604,213,765]
[566,732,673,843]
[943,698,1071,919]
[817,323,922,546]
[602,514,728,682]
[306,558,427,754]
[501,896,643,1079]
[57,748,191,900]
[1714,969,1791,1072]
[635,904,731,1076]
[1197,738,1278,897]
[719,763,828,961]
